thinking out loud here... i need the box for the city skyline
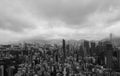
[0,0,120,43]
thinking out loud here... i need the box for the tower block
[62,39,66,61]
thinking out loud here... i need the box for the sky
[0,0,120,43]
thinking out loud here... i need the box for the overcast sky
[0,0,120,43]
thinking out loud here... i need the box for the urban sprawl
[0,37,120,76]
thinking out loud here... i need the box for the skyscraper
[62,39,66,62]
[105,42,113,69]
[0,65,4,76]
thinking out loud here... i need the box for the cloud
[24,0,99,27]
[0,0,39,32]
[24,0,120,27]
[0,0,120,43]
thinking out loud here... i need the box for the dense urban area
[0,36,120,76]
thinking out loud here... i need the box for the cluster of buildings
[0,37,120,76]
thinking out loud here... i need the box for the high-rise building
[117,48,120,68]
[105,42,113,69]
[90,42,96,56]
[6,66,15,76]
[62,39,66,62]
[82,40,90,56]
[0,65,4,76]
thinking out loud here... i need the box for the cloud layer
[0,0,120,43]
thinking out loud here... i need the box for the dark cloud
[26,0,99,26]
[24,0,120,28]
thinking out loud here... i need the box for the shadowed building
[62,39,66,62]
[0,65,4,76]
[105,42,113,69]
[117,48,120,69]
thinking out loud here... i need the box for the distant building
[82,40,90,57]
[90,41,96,56]
[105,41,113,69]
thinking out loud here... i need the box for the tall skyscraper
[62,39,66,62]
[117,49,120,68]
[105,43,113,69]
[82,40,90,57]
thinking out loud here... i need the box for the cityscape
[1,0,120,76]
[0,34,120,76]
